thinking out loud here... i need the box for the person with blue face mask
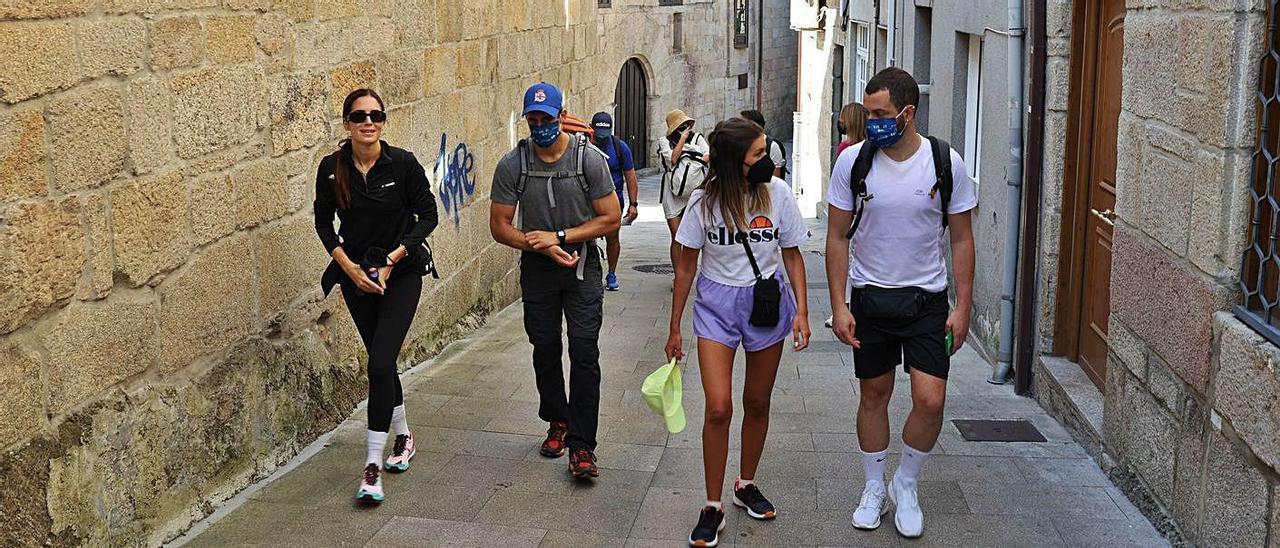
[824,68,978,539]
[489,82,622,480]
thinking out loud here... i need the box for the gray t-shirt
[492,138,615,232]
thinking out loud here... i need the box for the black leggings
[342,275,422,432]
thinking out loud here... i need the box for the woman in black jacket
[314,88,438,504]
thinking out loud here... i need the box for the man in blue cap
[591,111,638,291]
[489,82,620,479]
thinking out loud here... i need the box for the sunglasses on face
[347,110,386,124]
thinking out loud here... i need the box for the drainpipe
[872,0,880,71]
[886,0,896,67]
[990,0,1026,385]
[1012,0,1048,395]
[756,0,765,109]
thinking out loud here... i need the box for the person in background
[591,112,639,291]
[658,109,710,271]
[827,101,869,329]
[738,109,789,182]
[836,102,869,157]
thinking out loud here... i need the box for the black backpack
[845,136,953,239]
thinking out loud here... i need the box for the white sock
[896,443,931,483]
[861,448,889,485]
[705,500,723,510]
[391,405,409,436]
[735,477,754,490]
[366,429,388,466]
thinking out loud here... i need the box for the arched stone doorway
[613,58,649,169]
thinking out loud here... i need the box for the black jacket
[314,141,439,296]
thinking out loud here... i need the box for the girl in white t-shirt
[665,117,811,547]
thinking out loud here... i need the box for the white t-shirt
[676,178,810,287]
[826,138,978,292]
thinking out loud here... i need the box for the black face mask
[745,155,776,185]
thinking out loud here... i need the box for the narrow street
[178,174,1166,547]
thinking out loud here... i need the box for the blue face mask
[529,121,562,148]
[865,109,907,148]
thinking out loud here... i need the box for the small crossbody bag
[742,239,781,328]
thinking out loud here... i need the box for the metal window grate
[734,0,749,48]
[598,0,610,7]
[1240,0,1280,347]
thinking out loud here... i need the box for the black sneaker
[732,482,777,520]
[688,506,725,547]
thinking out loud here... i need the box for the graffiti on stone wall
[433,133,476,227]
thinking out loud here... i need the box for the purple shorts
[693,274,797,352]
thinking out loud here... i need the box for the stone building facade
[1032,1,1280,545]
[834,0,1016,361]
[804,0,1280,545]
[0,1,795,545]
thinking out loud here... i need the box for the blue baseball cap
[591,112,613,138]
[523,82,563,118]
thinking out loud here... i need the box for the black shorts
[849,286,950,380]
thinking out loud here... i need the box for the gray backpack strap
[516,139,530,200]
[574,134,590,194]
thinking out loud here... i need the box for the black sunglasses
[347,110,386,124]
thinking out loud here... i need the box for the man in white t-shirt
[824,68,977,538]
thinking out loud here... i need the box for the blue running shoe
[606,272,620,291]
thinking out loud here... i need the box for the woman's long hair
[702,117,771,233]
[839,102,868,144]
[334,88,385,209]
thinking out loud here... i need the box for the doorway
[613,58,650,169]
[1054,0,1125,391]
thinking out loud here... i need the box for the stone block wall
[760,0,797,140]
[0,0,757,545]
[1036,1,1280,545]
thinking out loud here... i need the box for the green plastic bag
[641,358,685,433]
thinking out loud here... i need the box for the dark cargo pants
[520,249,603,451]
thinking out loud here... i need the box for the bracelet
[386,255,397,266]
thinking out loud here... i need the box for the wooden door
[613,59,649,169]
[1056,0,1124,390]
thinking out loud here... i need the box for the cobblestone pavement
[178,173,1167,547]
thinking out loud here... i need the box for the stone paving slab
[177,175,1167,547]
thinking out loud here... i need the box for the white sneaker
[385,433,415,472]
[888,474,923,537]
[356,463,384,502]
[851,480,889,529]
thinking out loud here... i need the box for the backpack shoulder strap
[927,136,954,229]
[844,142,878,238]
[574,133,590,194]
[516,139,531,200]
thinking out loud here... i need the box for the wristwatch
[556,230,567,245]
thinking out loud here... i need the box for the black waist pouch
[743,240,781,327]
[856,286,926,320]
